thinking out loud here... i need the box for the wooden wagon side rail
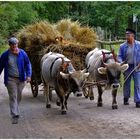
[96,40,125,49]
[96,40,125,45]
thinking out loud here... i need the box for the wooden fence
[96,40,125,49]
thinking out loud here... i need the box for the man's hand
[26,77,31,83]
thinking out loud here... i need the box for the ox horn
[60,72,70,79]
[81,69,87,73]
[103,62,109,67]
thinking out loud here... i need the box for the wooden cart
[25,43,93,97]
[25,50,43,97]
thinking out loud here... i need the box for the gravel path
[0,72,140,139]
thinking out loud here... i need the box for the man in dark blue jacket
[0,37,32,124]
[118,28,140,108]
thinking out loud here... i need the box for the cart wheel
[30,80,38,97]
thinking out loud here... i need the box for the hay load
[54,19,97,69]
[18,21,61,52]
[18,19,97,52]
[55,19,97,48]
[17,19,97,81]
[55,19,80,41]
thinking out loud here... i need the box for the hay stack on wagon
[18,19,97,52]
[18,21,61,52]
[17,19,97,81]
[53,19,97,69]
[55,19,96,49]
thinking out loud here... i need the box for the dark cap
[8,37,19,45]
[126,28,136,35]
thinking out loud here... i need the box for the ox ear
[98,67,107,74]
[60,72,69,79]
[120,64,129,72]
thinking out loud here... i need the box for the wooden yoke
[59,57,70,73]
[62,62,70,72]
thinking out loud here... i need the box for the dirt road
[0,72,140,139]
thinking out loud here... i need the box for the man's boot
[124,98,129,105]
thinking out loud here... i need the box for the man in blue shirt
[0,37,32,124]
[118,28,140,108]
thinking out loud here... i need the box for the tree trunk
[114,15,119,40]
[128,15,133,29]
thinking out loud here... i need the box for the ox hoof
[56,101,61,106]
[61,110,67,115]
[90,96,94,100]
[74,92,82,97]
[97,102,103,107]
[83,92,89,98]
[112,105,118,109]
[84,95,88,99]
[76,93,82,97]
[46,104,51,108]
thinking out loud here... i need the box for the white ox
[41,52,89,114]
[85,48,129,109]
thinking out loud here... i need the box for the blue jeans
[123,64,140,103]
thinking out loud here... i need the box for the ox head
[60,69,89,81]
[98,62,129,89]
[60,69,89,94]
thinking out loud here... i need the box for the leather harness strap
[50,57,61,77]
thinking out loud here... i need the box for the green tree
[1,1,140,45]
[32,2,69,22]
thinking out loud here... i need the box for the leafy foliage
[0,1,140,46]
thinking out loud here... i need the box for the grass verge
[0,45,8,55]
